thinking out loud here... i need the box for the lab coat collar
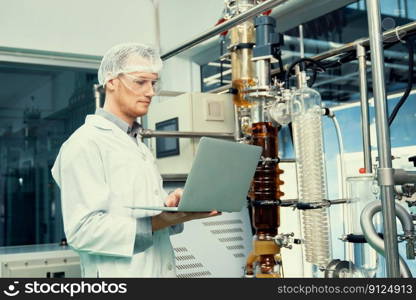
[85,115,144,151]
[85,114,119,131]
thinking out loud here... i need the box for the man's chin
[133,109,148,118]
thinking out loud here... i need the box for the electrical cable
[284,57,326,89]
[388,37,415,126]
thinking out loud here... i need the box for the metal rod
[139,128,235,139]
[309,20,416,63]
[160,0,288,60]
[366,0,400,278]
[279,158,296,163]
[357,43,372,173]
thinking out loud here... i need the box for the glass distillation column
[291,72,331,269]
[246,123,284,277]
[244,15,285,278]
[227,0,256,140]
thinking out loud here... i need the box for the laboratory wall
[0,0,157,56]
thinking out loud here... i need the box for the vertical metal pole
[356,44,373,173]
[93,84,102,109]
[365,0,400,277]
[299,24,305,59]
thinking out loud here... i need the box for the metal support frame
[356,44,372,173]
[208,21,416,94]
[305,21,416,63]
[366,0,400,278]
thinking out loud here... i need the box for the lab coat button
[167,264,173,271]
[154,190,159,195]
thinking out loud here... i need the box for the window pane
[0,63,97,246]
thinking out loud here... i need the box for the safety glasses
[119,73,161,95]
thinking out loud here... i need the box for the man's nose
[144,81,155,97]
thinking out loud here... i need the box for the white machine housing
[147,92,235,175]
[0,244,80,278]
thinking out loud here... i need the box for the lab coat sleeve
[169,223,184,236]
[134,217,153,252]
[53,139,141,258]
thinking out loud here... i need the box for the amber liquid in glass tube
[250,122,283,238]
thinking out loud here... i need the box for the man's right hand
[151,211,221,232]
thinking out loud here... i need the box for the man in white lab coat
[51,43,220,277]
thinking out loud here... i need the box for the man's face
[106,57,159,119]
[115,71,158,118]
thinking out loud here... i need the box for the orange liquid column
[230,20,255,108]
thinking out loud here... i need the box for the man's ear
[106,78,118,92]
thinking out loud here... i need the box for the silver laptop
[126,137,262,212]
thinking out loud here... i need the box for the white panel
[0,0,157,56]
[191,93,234,132]
[170,209,253,278]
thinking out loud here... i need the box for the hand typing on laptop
[151,188,221,232]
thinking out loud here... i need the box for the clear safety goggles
[119,73,161,95]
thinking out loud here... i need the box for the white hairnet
[98,42,163,86]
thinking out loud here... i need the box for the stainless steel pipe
[360,201,413,278]
[139,128,235,139]
[357,44,372,173]
[366,0,400,278]
[393,169,416,185]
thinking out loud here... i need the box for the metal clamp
[296,200,331,210]
[274,232,299,249]
[249,199,281,207]
[260,156,280,165]
[295,199,347,210]
[377,167,395,186]
[398,233,416,260]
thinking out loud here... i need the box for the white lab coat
[51,114,179,277]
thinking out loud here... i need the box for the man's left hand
[164,188,183,207]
